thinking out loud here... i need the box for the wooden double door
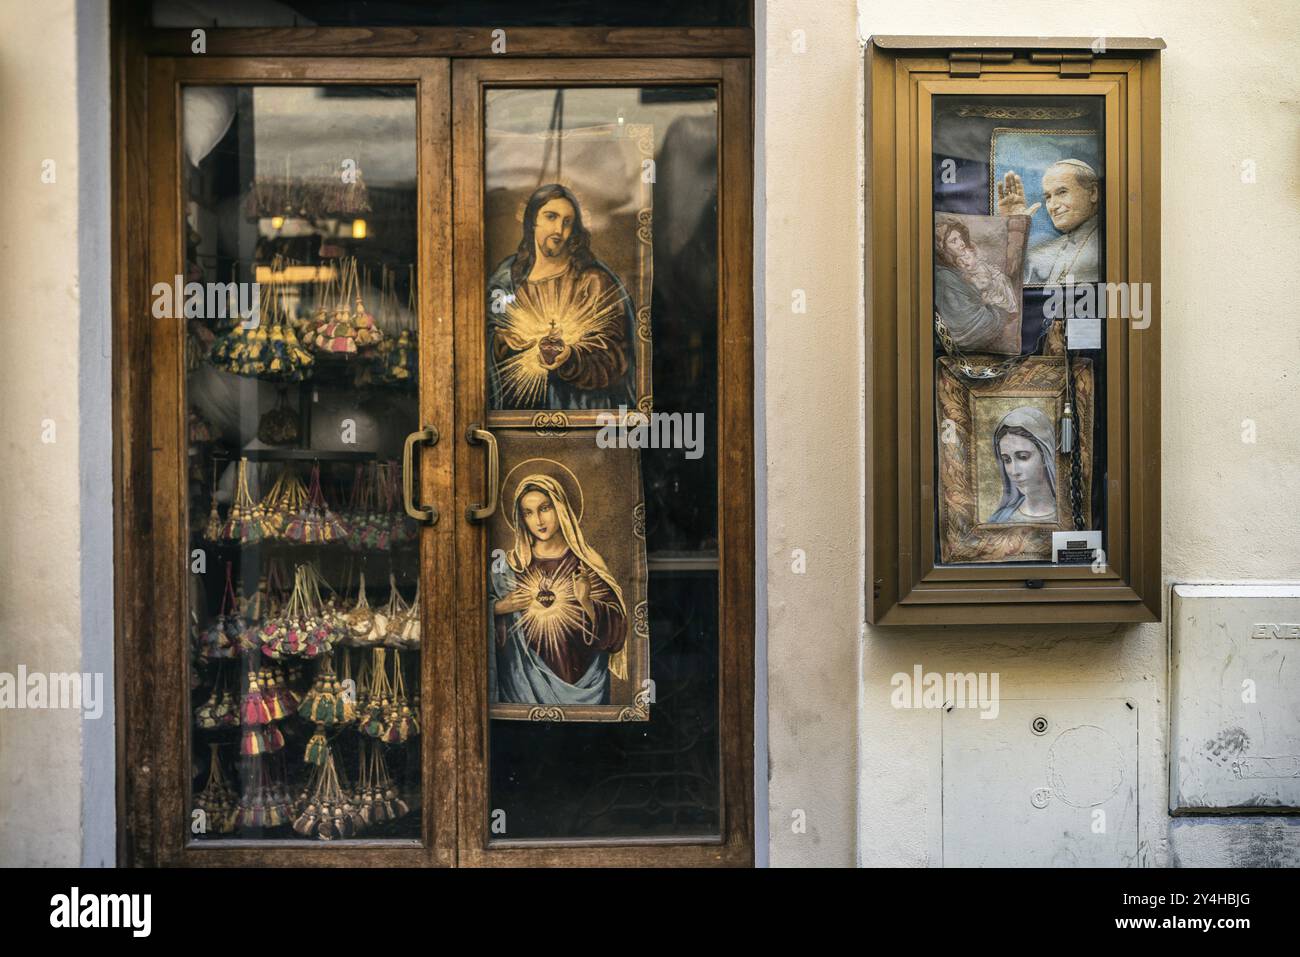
[122,54,753,866]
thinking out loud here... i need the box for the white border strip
[77,0,116,867]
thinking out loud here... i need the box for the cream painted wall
[758,0,865,867]
[0,0,87,865]
[760,0,1300,866]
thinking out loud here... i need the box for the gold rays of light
[515,564,588,663]
[496,274,626,407]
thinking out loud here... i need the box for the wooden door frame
[112,9,755,867]
[124,54,456,867]
[451,57,754,867]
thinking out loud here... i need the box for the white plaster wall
[760,0,1300,866]
[759,1,865,867]
[0,0,86,865]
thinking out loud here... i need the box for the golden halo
[500,457,585,532]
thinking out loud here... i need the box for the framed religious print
[866,36,1163,624]
[936,355,1094,563]
[990,126,1104,287]
[484,111,655,428]
[486,430,650,722]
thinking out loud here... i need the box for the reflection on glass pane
[930,95,1108,567]
[483,86,721,839]
[491,571,720,839]
[183,86,422,841]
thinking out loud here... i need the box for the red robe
[495,550,627,685]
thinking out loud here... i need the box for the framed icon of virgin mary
[486,429,650,722]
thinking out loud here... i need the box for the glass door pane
[479,85,721,840]
[181,84,425,842]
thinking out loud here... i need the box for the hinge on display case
[947,51,1013,76]
[1030,52,1094,77]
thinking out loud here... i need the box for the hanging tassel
[370,742,409,821]
[242,671,272,726]
[217,689,239,728]
[260,668,287,721]
[293,804,319,837]
[204,498,222,543]
[1060,401,1074,453]
[388,651,419,742]
[304,726,328,766]
[193,744,237,834]
[194,686,221,730]
[263,724,285,753]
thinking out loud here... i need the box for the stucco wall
[0,0,87,866]
[760,0,1300,866]
[0,0,113,868]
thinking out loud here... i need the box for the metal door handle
[466,423,498,523]
[402,426,439,524]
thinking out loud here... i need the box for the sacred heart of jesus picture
[484,121,654,427]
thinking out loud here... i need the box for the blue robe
[488,561,611,707]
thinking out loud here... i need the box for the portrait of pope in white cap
[996,158,1100,285]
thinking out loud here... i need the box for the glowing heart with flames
[495,277,627,407]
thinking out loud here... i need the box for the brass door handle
[465,423,498,523]
[402,426,439,524]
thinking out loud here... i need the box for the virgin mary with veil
[489,473,629,707]
[989,406,1059,524]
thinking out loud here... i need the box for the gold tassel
[609,644,628,682]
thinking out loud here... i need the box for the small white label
[1066,315,1102,350]
[1052,530,1102,565]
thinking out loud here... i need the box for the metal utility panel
[1171,585,1300,813]
[942,698,1139,866]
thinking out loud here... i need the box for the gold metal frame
[866,40,1162,624]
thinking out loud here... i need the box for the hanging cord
[221,561,238,617]
[536,89,566,187]
[1063,353,1085,530]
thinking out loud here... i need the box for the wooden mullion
[450,58,489,868]
[113,0,155,867]
[145,56,185,866]
[718,57,756,862]
[417,58,458,868]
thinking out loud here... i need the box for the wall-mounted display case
[866,36,1163,624]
